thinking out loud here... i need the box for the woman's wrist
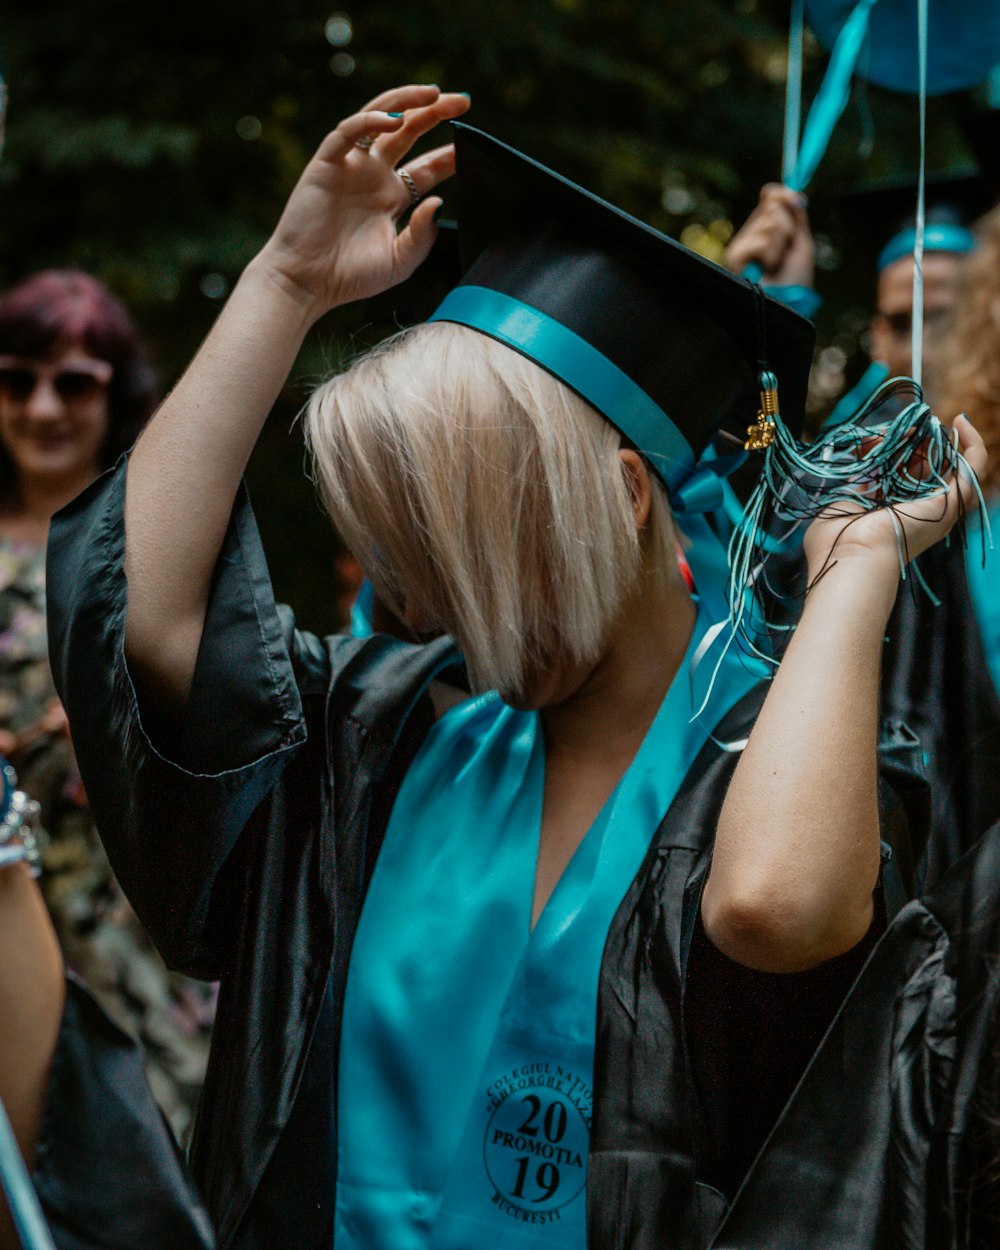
[239,251,333,334]
[803,546,900,627]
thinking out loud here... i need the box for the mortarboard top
[834,169,996,276]
[407,124,816,498]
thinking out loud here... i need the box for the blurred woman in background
[0,269,213,1142]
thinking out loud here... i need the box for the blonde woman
[47,86,981,1250]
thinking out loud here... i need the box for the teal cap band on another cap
[877,222,977,272]
[428,285,696,492]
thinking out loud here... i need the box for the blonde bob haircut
[306,321,680,697]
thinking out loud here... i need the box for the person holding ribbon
[46,84,982,1250]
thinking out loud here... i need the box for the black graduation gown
[711,817,1000,1250]
[30,974,214,1250]
[46,460,922,1250]
[882,538,1000,885]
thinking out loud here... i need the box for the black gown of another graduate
[712,815,1000,1250]
[26,973,215,1250]
[45,460,921,1250]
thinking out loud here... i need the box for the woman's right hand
[251,85,471,323]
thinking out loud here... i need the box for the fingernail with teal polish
[387,112,403,118]
[433,205,444,223]
[459,92,472,99]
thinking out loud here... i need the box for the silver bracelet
[0,763,44,876]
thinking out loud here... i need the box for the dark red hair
[0,270,157,498]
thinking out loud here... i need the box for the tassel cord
[726,379,991,670]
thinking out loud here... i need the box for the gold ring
[398,167,420,206]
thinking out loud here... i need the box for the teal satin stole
[966,500,1000,697]
[334,610,761,1250]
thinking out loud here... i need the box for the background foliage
[0,1,982,630]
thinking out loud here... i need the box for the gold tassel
[745,370,779,451]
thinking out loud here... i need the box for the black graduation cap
[835,169,996,277]
[379,124,814,496]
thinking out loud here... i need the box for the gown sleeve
[684,727,926,1203]
[46,457,337,978]
[702,830,1000,1250]
[31,973,216,1250]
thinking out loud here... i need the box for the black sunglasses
[0,364,111,404]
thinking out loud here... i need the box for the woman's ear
[619,448,652,530]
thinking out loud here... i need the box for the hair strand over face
[305,322,678,699]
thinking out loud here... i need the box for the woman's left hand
[801,413,987,584]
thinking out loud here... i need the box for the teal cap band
[877,222,976,272]
[428,285,696,492]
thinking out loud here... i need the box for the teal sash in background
[966,499,1000,697]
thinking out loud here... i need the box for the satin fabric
[335,696,544,1250]
[336,609,762,1250]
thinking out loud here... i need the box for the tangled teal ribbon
[726,377,992,667]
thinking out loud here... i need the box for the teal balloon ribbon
[0,1092,57,1250]
[788,0,878,192]
[742,0,877,282]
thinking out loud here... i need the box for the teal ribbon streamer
[787,0,878,192]
[0,1092,56,1250]
[742,0,877,283]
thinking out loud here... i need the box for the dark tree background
[0,1,980,630]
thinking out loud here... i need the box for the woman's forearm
[123,262,315,710]
[0,864,64,1169]
[122,87,464,713]
[703,551,898,972]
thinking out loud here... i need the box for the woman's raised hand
[801,414,988,584]
[252,85,471,323]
